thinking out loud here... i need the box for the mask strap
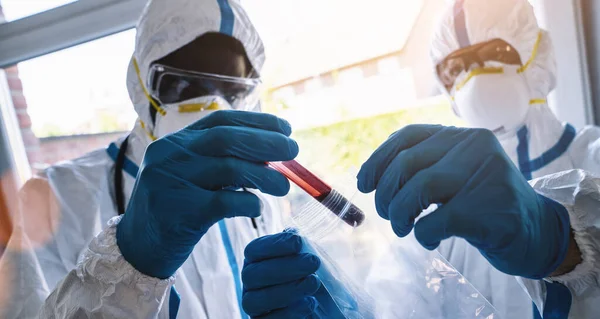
[519,32,546,105]
[132,58,163,141]
[529,98,547,105]
[452,80,547,106]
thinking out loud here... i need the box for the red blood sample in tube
[269,160,364,227]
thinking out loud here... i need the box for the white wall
[531,0,593,128]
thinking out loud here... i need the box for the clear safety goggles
[147,63,262,109]
[436,38,523,92]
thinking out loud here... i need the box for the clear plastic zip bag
[284,181,500,319]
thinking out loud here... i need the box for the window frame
[0,0,146,68]
[530,0,595,126]
[0,0,146,179]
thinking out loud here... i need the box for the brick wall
[0,2,41,167]
[37,132,127,169]
[5,66,41,165]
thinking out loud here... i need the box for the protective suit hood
[125,0,265,134]
[430,0,556,102]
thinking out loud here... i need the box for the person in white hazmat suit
[236,1,600,319]
[0,0,297,318]
[430,0,600,318]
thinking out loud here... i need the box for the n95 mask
[153,95,232,139]
[452,65,530,133]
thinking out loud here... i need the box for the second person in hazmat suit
[0,0,297,318]
[238,0,600,319]
[430,0,600,318]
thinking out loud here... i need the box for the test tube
[269,160,365,227]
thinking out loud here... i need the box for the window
[2,0,463,205]
[4,29,136,170]
[338,68,364,86]
[1,0,77,22]
[362,61,380,78]
[18,30,136,138]
[304,77,322,92]
[243,0,461,210]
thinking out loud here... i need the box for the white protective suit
[431,0,600,318]
[0,0,283,318]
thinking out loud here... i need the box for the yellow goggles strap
[132,59,167,117]
[518,31,543,74]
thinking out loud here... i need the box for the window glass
[1,30,136,171]
[3,0,464,194]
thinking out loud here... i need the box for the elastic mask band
[455,67,504,92]
[132,58,167,117]
[133,58,164,141]
[529,98,547,105]
[139,119,158,141]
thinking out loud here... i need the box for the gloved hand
[357,125,571,279]
[116,110,298,279]
[242,232,321,318]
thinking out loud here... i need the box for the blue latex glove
[357,125,571,279]
[242,232,321,318]
[242,231,356,318]
[116,110,298,279]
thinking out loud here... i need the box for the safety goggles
[436,39,522,92]
[147,63,261,109]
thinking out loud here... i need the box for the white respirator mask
[452,65,531,133]
[153,95,232,139]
